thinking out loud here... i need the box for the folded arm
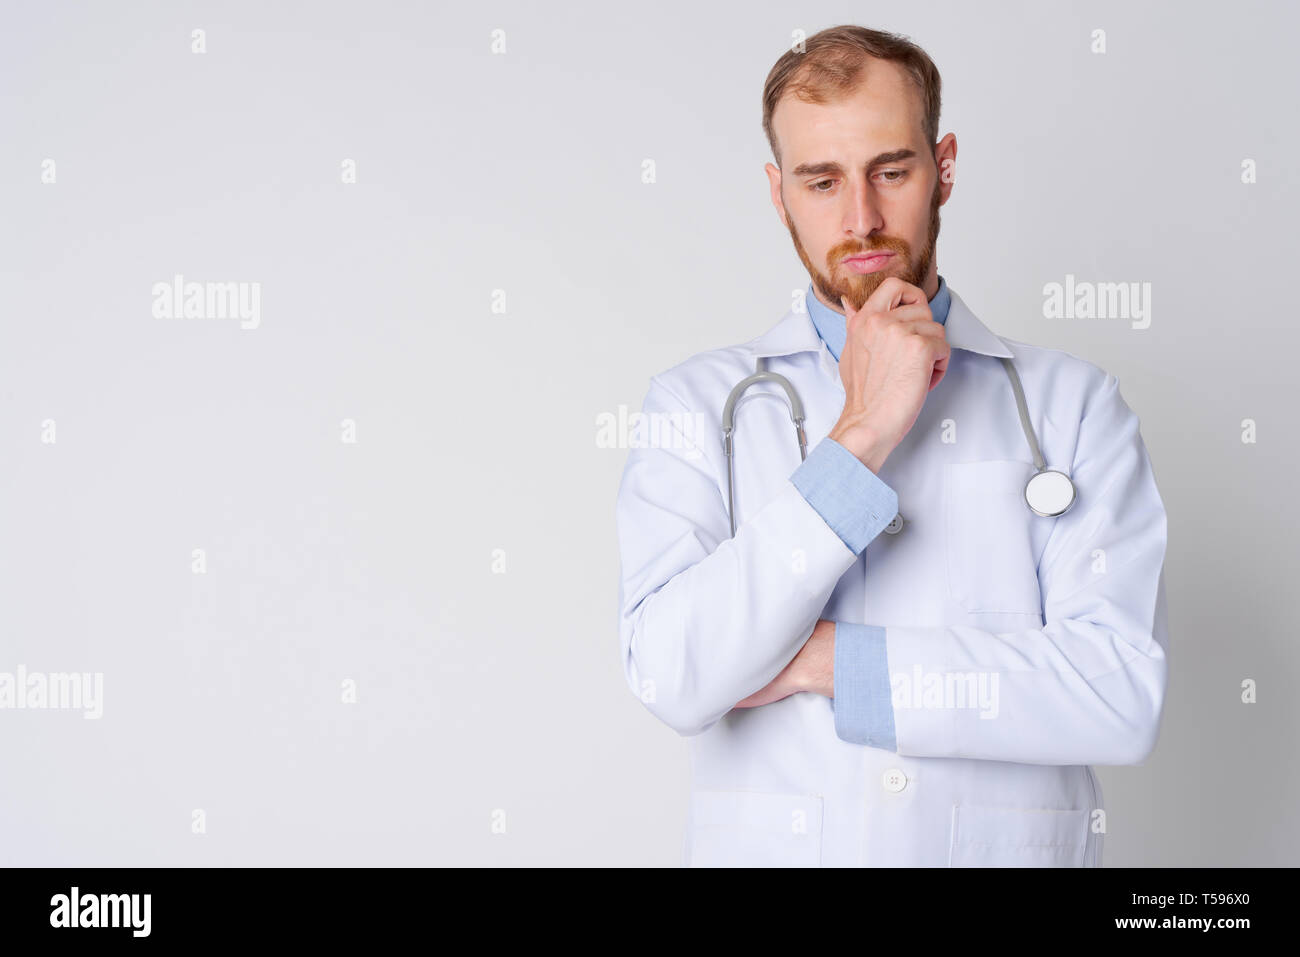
[615,374,897,735]
[830,372,1170,765]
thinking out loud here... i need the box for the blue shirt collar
[806,275,951,362]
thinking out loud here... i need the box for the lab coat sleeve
[880,372,1170,766]
[616,374,866,736]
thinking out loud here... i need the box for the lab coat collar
[748,286,1015,360]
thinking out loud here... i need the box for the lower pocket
[948,804,1089,867]
[686,790,823,867]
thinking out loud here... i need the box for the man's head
[762,26,955,313]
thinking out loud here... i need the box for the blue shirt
[786,276,952,751]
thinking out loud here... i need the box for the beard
[788,179,942,314]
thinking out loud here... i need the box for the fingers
[842,277,925,322]
[837,279,951,403]
[930,356,951,390]
[905,316,950,346]
[841,283,948,371]
[891,304,946,333]
[846,300,943,337]
[863,276,926,315]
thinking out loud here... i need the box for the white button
[883,513,904,535]
[882,768,908,793]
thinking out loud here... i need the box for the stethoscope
[721,355,1076,538]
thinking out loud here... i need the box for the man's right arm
[617,280,943,736]
[615,374,892,736]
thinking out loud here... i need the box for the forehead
[773,59,925,167]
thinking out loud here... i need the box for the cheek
[796,219,835,261]
[899,186,937,234]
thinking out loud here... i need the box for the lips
[843,252,895,273]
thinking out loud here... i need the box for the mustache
[829,236,910,264]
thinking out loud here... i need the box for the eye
[810,179,835,192]
[877,169,906,183]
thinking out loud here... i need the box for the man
[615,25,1168,867]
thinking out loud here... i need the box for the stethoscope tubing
[722,364,807,537]
[721,355,1075,535]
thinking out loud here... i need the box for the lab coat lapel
[943,289,1016,358]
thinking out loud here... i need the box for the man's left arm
[826,372,1169,766]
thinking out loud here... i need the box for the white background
[1,0,1296,865]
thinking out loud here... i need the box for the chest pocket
[944,460,1042,616]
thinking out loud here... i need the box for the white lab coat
[615,287,1169,867]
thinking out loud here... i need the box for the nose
[842,174,884,240]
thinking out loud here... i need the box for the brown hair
[761,25,942,169]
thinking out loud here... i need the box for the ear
[764,162,789,229]
[934,133,957,205]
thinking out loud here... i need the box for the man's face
[765,59,956,313]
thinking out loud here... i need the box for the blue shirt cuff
[789,437,899,555]
[832,622,897,750]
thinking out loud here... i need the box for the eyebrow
[789,149,918,178]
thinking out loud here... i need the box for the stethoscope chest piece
[1024,468,1076,517]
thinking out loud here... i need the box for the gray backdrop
[1,0,1296,866]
